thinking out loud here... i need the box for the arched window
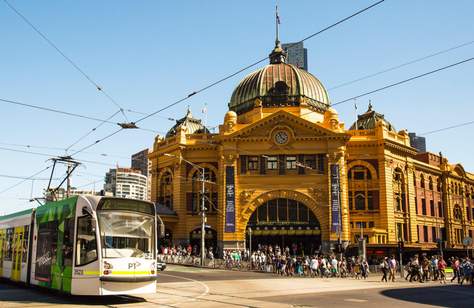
[393,168,406,212]
[188,168,218,214]
[355,193,366,210]
[420,174,425,189]
[453,204,462,220]
[436,178,441,192]
[348,164,379,212]
[413,172,417,189]
[159,171,173,209]
[428,177,433,190]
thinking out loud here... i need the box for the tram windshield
[97,199,155,259]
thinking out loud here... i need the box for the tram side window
[75,215,97,266]
[5,228,14,261]
[22,226,29,263]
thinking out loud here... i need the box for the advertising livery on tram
[0,195,157,295]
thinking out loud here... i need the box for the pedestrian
[451,257,461,284]
[438,256,447,284]
[380,257,389,282]
[389,255,397,282]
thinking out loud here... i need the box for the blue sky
[1,0,473,214]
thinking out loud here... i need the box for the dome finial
[269,4,286,64]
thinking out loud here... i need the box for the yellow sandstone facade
[149,41,474,257]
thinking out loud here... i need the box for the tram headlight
[151,262,156,275]
[104,261,113,270]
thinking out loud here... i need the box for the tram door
[35,221,58,287]
[11,226,24,281]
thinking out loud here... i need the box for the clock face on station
[274,130,289,145]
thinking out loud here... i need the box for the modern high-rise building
[132,149,152,201]
[104,168,148,201]
[409,132,427,153]
[132,149,150,176]
[282,42,308,70]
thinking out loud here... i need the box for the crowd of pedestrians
[403,254,473,285]
[159,244,473,286]
[223,244,371,278]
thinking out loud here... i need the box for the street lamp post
[248,227,252,269]
[165,153,207,267]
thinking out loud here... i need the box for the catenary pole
[201,165,206,267]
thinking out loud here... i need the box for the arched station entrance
[246,198,321,255]
[189,227,217,255]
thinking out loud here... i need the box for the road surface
[0,265,473,307]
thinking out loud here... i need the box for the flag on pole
[276,5,280,24]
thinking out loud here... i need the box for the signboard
[330,164,341,233]
[225,166,236,232]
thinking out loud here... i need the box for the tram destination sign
[225,166,236,232]
[330,164,341,233]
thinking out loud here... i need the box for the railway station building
[149,40,474,258]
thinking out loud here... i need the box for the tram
[0,195,157,295]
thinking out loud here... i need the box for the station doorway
[246,198,321,255]
[189,227,217,255]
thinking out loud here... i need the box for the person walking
[380,257,389,282]
[438,256,447,284]
[389,255,397,282]
[451,257,461,284]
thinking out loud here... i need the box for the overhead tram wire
[0,174,58,181]
[0,98,164,135]
[0,166,51,195]
[0,141,130,159]
[420,120,474,136]
[65,109,121,152]
[12,1,387,159]
[331,56,474,107]
[132,0,387,125]
[126,109,176,122]
[69,128,124,157]
[328,39,474,91]
[3,0,129,122]
[0,146,117,167]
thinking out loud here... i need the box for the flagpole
[275,4,280,45]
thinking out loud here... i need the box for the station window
[266,156,278,170]
[248,156,259,170]
[355,192,365,210]
[355,222,367,228]
[423,226,428,242]
[430,200,435,217]
[286,156,297,170]
[421,199,427,215]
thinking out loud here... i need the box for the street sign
[462,236,472,246]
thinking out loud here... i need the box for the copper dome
[228,49,330,115]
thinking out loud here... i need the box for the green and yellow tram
[0,196,157,295]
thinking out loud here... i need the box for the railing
[158,254,386,274]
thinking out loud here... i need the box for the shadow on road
[0,279,146,306]
[381,284,474,308]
